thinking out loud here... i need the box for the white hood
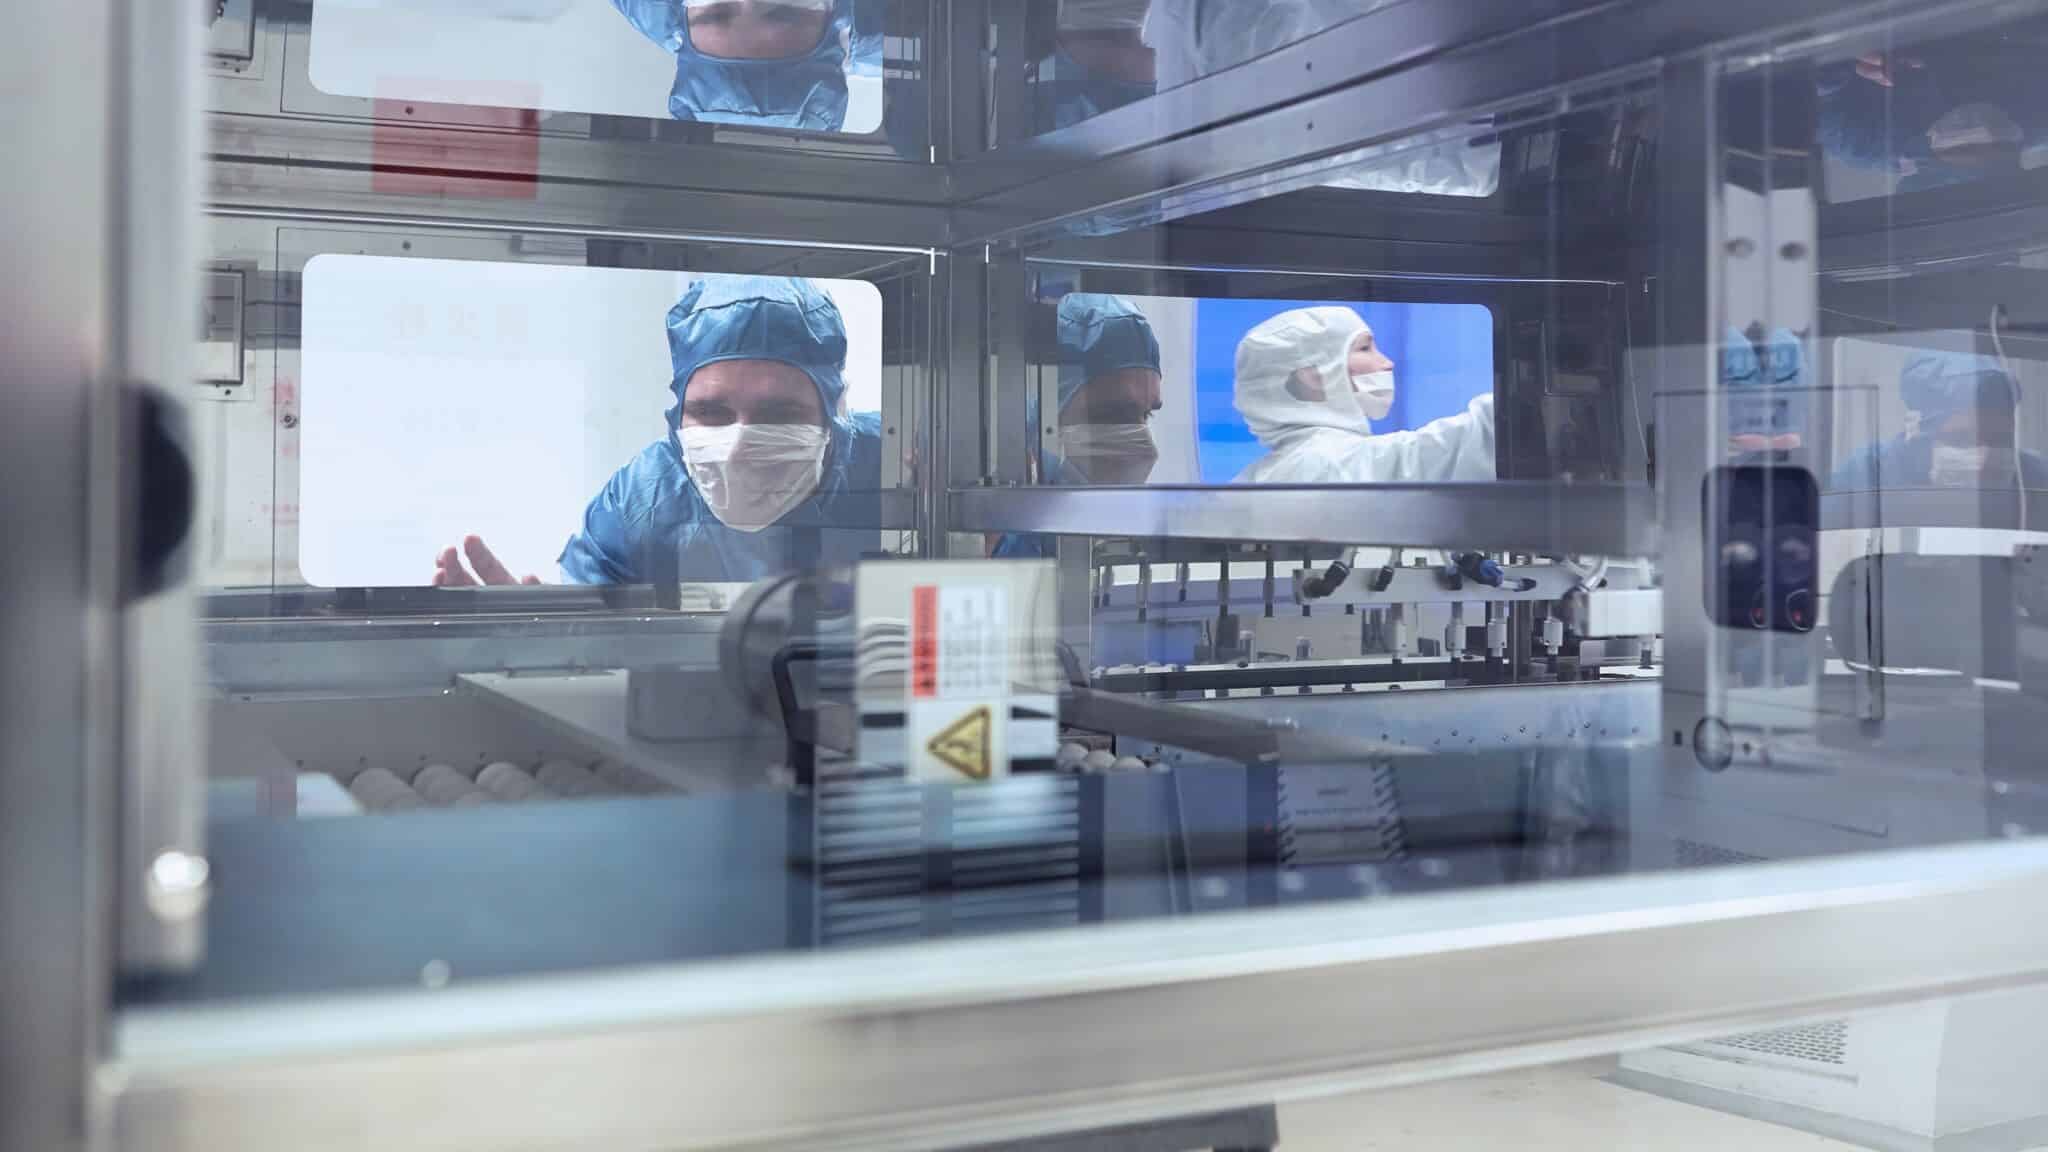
[1233,306,1373,447]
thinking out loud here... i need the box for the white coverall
[1231,306,1495,484]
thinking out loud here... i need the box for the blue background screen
[1193,299,1494,482]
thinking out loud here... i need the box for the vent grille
[1705,1020,1851,1067]
[1674,837,1766,870]
[813,756,1081,947]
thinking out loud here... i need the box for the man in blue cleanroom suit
[1816,30,2048,194]
[1033,2,1157,131]
[434,276,883,585]
[1833,350,2048,491]
[610,0,861,131]
[992,293,1163,559]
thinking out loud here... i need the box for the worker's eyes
[749,404,819,424]
[683,402,737,425]
[686,7,735,29]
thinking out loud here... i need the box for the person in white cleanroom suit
[1231,306,1494,484]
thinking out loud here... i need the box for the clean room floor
[1274,1060,1862,1150]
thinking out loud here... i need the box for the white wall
[309,0,882,133]
[296,255,882,586]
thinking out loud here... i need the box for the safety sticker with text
[908,584,1010,782]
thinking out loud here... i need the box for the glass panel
[1815,16,2048,204]
[1018,292,1499,489]
[293,256,891,587]
[216,0,929,157]
[997,91,1653,496]
[1006,0,1398,136]
[1676,1,2048,810]
[307,0,883,134]
[133,7,2048,1120]
[193,230,926,595]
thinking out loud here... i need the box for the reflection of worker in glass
[1833,351,2046,490]
[434,277,882,585]
[1817,30,2048,193]
[610,0,859,130]
[1232,306,1493,483]
[993,293,1162,558]
[1038,293,1164,484]
[1143,0,1374,90]
[1036,1,1157,130]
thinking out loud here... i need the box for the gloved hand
[433,535,541,587]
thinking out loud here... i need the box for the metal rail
[950,484,1657,556]
[109,839,2048,1152]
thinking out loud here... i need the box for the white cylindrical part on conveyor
[477,761,542,803]
[414,763,480,807]
[349,767,424,812]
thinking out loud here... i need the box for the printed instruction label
[910,584,1010,700]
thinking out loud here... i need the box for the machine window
[293,256,888,588]
[307,0,885,134]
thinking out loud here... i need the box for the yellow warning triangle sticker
[927,705,992,781]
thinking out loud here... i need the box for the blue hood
[613,0,852,130]
[559,274,883,583]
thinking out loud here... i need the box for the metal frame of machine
[16,0,2048,1149]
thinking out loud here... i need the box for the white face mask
[1055,422,1158,484]
[1930,441,2014,488]
[1352,369,1396,421]
[680,422,828,532]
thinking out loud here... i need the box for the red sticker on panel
[911,584,938,699]
[370,80,540,200]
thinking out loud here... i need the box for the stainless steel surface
[210,165,948,256]
[954,0,1607,197]
[950,484,1657,555]
[109,840,2048,1152]
[990,247,1032,486]
[204,613,725,694]
[951,0,1897,244]
[209,111,950,210]
[4,2,120,1148]
[118,0,209,974]
[937,248,989,505]
[1095,561,1637,618]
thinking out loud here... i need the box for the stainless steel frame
[949,484,1656,556]
[109,840,2048,1152]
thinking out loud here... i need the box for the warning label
[926,705,992,781]
[856,564,1052,787]
[909,698,1007,783]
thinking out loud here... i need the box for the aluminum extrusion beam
[110,839,2048,1152]
[949,484,1656,556]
